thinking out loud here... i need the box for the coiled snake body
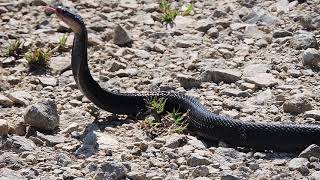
[47,6,320,152]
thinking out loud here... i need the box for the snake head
[45,6,84,35]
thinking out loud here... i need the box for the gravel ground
[1,0,320,179]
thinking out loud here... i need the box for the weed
[143,116,158,126]
[58,34,68,47]
[159,0,178,23]
[85,105,100,120]
[25,48,51,68]
[3,40,23,58]
[173,124,188,133]
[182,3,194,16]
[168,108,184,125]
[148,97,167,114]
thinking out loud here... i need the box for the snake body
[49,6,320,152]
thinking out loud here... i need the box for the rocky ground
[1,0,320,179]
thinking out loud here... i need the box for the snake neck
[71,27,111,107]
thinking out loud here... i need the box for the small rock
[75,145,96,158]
[2,135,36,152]
[37,132,66,146]
[195,19,214,32]
[244,25,265,39]
[283,93,312,114]
[38,77,58,87]
[57,153,72,167]
[96,132,119,150]
[49,56,71,74]
[244,73,278,88]
[288,157,309,170]
[94,162,127,180]
[108,61,127,72]
[299,144,320,159]
[62,168,83,179]
[153,43,166,53]
[291,31,318,50]
[31,0,47,6]
[24,99,59,131]
[61,122,80,134]
[176,74,201,89]
[221,89,251,97]
[175,34,202,48]
[311,171,320,180]
[191,166,209,177]
[201,69,242,83]
[0,94,14,107]
[114,25,133,46]
[273,30,293,38]
[194,177,211,180]
[126,171,146,180]
[164,134,187,149]
[0,168,26,180]
[113,68,137,77]
[0,152,26,170]
[220,174,241,180]
[187,153,211,167]
[305,110,320,121]
[0,119,9,136]
[207,27,219,38]
[303,48,320,68]
[8,91,32,106]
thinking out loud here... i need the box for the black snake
[46,6,320,152]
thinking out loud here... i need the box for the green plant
[182,3,194,16]
[148,97,167,114]
[85,105,100,120]
[168,108,184,125]
[173,124,188,133]
[58,34,68,47]
[144,116,158,126]
[3,40,23,57]
[25,48,51,67]
[159,0,178,23]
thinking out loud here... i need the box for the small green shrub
[58,34,68,47]
[159,0,178,23]
[168,108,184,125]
[3,40,23,57]
[25,48,51,68]
[148,97,167,114]
[182,3,194,16]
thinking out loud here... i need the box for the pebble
[283,93,312,114]
[38,77,58,87]
[2,135,36,152]
[113,24,133,46]
[94,162,127,180]
[273,30,293,38]
[187,153,211,167]
[164,134,188,149]
[201,69,242,83]
[244,73,278,88]
[176,74,201,89]
[303,48,320,68]
[311,171,320,180]
[299,144,320,159]
[191,166,210,177]
[288,157,309,170]
[291,31,318,50]
[24,99,59,131]
[0,94,14,107]
[0,119,9,136]
[8,91,33,106]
